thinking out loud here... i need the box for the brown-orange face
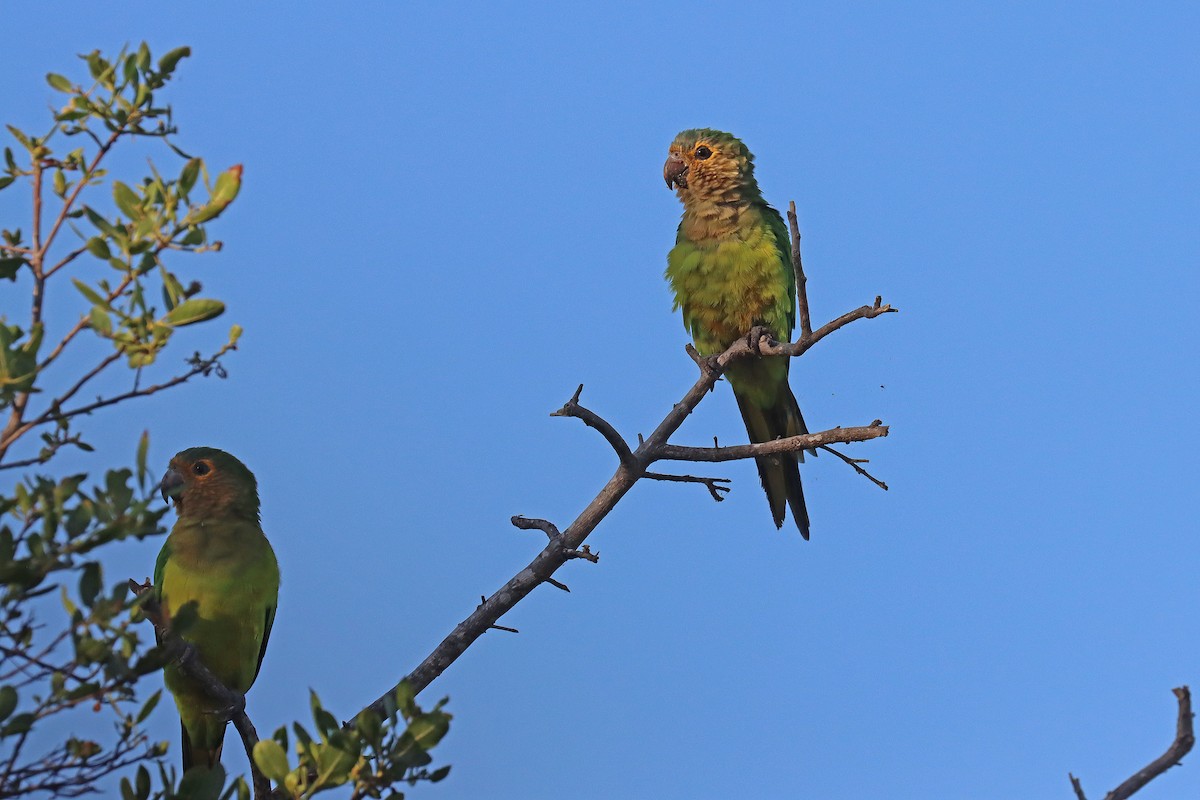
[663,129,754,203]
[160,446,259,520]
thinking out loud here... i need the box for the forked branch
[354,202,896,723]
[1069,686,1194,800]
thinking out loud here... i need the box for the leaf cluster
[0,44,249,798]
[0,436,172,796]
[252,684,451,800]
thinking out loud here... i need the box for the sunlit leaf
[163,298,224,327]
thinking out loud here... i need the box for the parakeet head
[664,129,758,204]
[160,447,260,521]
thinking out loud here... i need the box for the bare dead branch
[510,516,560,539]
[818,444,889,491]
[551,384,636,468]
[545,578,570,593]
[644,471,731,502]
[760,294,897,358]
[479,598,520,634]
[563,545,599,563]
[127,580,271,800]
[655,423,888,463]
[354,216,894,728]
[787,201,812,341]
[1070,686,1194,800]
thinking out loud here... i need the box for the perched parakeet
[154,447,279,770]
[664,129,811,537]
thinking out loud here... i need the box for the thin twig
[1069,773,1087,800]
[762,295,897,358]
[551,384,637,468]
[817,444,889,491]
[655,423,888,463]
[37,273,136,372]
[787,201,812,341]
[563,545,599,563]
[1094,686,1194,800]
[510,516,560,539]
[644,471,731,502]
[2,346,234,453]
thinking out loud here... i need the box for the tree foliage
[0,45,449,800]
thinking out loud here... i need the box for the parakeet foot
[746,325,775,356]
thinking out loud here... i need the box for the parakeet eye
[192,462,211,476]
[695,145,712,160]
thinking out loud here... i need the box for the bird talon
[746,325,773,356]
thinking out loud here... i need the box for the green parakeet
[664,129,811,537]
[154,447,279,771]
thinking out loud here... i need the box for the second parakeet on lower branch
[664,129,811,537]
[154,447,279,770]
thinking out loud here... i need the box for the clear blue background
[3,2,1198,797]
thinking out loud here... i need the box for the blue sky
[3,2,1199,797]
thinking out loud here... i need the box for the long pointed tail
[181,720,224,773]
[733,377,810,538]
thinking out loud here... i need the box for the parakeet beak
[664,154,688,189]
[160,467,185,505]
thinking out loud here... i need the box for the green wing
[760,200,796,339]
[253,603,275,682]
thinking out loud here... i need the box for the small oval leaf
[253,739,290,783]
[163,298,224,327]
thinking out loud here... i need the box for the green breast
[666,208,794,356]
[159,520,279,695]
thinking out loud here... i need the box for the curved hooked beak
[663,154,688,189]
[160,467,184,505]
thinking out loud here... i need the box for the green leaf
[84,51,109,80]
[86,237,111,259]
[88,306,112,336]
[1,712,34,736]
[113,181,141,218]
[177,762,224,800]
[163,298,224,327]
[52,168,66,197]
[313,741,357,788]
[46,73,73,93]
[83,205,122,238]
[72,278,107,306]
[135,765,151,800]
[135,688,161,724]
[0,176,14,191]
[253,739,291,783]
[0,257,24,281]
[5,125,32,151]
[188,164,242,223]
[136,42,151,71]
[136,430,150,487]
[79,562,101,607]
[405,712,450,751]
[157,46,191,76]
[179,158,201,195]
[123,55,139,87]
[355,710,382,745]
[428,765,451,782]
[0,686,16,722]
